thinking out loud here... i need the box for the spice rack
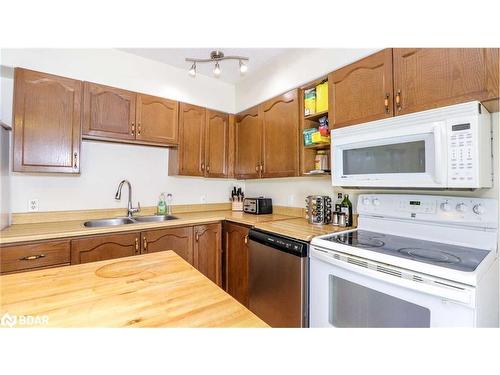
[299,76,331,176]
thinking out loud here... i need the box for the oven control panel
[358,194,497,228]
[448,122,476,185]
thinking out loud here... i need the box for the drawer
[0,240,71,274]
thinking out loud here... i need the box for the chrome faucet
[115,180,140,218]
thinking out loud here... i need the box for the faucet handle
[137,202,141,212]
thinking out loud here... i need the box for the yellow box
[316,81,328,113]
[311,131,330,144]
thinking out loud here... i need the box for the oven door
[309,249,476,328]
[332,122,446,188]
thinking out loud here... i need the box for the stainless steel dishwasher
[248,229,309,328]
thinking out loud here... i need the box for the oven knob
[473,204,485,215]
[362,197,371,206]
[440,202,452,212]
[456,203,468,212]
[372,198,380,206]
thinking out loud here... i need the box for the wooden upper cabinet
[329,49,394,129]
[205,110,229,178]
[83,82,136,140]
[393,48,500,115]
[224,222,250,307]
[235,106,261,179]
[136,94,179,145]
[13,68,82,173]
[142,227,194,265]
[71,232,140,265]
[259,90,299,178]
[177,103,206,176]
[194,223,222,286]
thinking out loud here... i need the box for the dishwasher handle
[248,229,308,257]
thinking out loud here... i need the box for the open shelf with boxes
[299,76,331,176]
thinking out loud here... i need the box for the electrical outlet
[28,199,39,212]
[200,195,207,204]
[287,195,295,206]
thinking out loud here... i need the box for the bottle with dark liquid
[340,194,353,226]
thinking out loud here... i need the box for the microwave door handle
[432,125,445,184]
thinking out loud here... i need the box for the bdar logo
[1,313,17,327]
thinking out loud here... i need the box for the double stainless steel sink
[84,215,178,228]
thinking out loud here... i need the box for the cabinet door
[13,68,82,173]
[260,90,299,178]
[223,222,250,306]
[194,223,222,286]
[83,82,136,140]
[71,232,140,265]
[393,48,500,115]
[235,106,261,179]
[178,103,206,176]
[142,227,193,264]
[205,110,229,178]
[329,49,394,128]
[136,94,179,145]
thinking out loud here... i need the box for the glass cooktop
[323,230,489,272]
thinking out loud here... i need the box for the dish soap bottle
[157,193,167,215]
[340,194,353,226]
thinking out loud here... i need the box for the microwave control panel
[448,122,475,185]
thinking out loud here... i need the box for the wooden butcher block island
[0,251,268,328]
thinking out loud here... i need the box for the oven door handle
[311,248,473,305]
[432,124,445,185]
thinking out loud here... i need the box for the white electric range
[310,194,499,328]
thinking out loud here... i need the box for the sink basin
[84,218,135,227]
[133,215,178,223]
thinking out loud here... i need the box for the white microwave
[332,101,492,189]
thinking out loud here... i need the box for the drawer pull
[19,254,46,261]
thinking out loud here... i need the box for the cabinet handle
[201,163,205,172]
[206,165,210,173]
[195,232,199,242]
[138,123,141,136]
[244,235,248,245]
[131,123,135,135]
[260,164,263,172]
[395,90,402,111]
[135,238,139,254]
[19,254,46,261]
[143,237,148,252]
[255,164,259,172]
[384,93,390,114]
[73,152,78,169]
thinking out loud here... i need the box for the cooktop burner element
[324,230,489,272]
[397,248,461,264]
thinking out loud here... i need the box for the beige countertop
[0,251,269,328]
[254,217,356,242]
[0,211,296,245]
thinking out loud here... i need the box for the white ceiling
[118,48,295,84]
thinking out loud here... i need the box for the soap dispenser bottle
[157,193,167,215]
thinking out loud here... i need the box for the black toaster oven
[243,197,273,215]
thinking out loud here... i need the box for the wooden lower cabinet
[223,222,250,307]
[194,223,222,286]
[0,240,71,274]
[142,227,194,264]
[71,232,140,265]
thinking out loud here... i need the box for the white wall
[0,48,238,213]
[235,48,378,111]
[10,140,239,212]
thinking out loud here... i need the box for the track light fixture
[186,50,249,78]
